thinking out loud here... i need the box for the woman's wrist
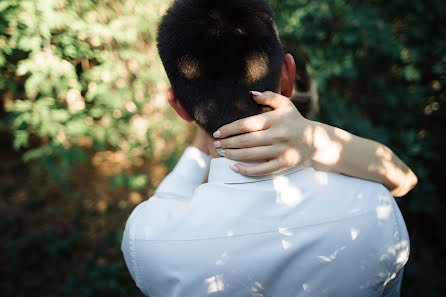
[309,121,345,166]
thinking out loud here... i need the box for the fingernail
[213,130,221,138]
[230,165,239,172]
[250,91,263,96]
[213,141,221,148]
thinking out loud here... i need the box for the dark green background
[1,0,445,296]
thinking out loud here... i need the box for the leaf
[13,130,29,149]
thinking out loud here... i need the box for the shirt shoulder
[124,195,191,242]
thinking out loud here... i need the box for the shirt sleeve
[121,201,146,292]
[155,146,211,199]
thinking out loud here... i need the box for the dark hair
[157,0,284,134]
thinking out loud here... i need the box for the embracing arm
[213,91,417,197]
[309,121,417,197]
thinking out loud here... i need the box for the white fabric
[122,147,409,297]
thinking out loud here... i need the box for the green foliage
[1,0,445,296]
[1,0,183,185]
[110,173,148,191]
[268,0,445,295]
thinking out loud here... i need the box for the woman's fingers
[213,91,293,139]
[232,159,282,176]
[214,130,272,149]
[214,112,274,138]
[224,146,282,162]
[250,91,292,110]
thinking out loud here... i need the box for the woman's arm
[212,91,417,197]
[309,121,417,197]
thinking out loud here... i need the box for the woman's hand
[212,91,417,197]
[213,91,316,176]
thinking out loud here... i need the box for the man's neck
[207,139,221,159]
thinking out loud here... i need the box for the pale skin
[169,54,418,197]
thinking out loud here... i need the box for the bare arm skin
[212,91,417,197]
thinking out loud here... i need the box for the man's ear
[280,53,296,98]
[167,88,194,122]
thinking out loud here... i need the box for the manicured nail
[213,130,221,138]
[250,91,263,96]
[213,141,221,148]
[230,165,239,172]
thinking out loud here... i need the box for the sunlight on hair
[178,54,201,79]
[193,100,218,127]
[273,176,303,208]
[205,274,225,294]
[245,51,269,84]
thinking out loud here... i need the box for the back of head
[157,0,284,134]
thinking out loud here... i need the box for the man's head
[157,0,295,134]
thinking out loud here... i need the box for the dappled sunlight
[281,239,292,250]
[245,51,269,84]
[350,227,360,240]
[278,227,293,237]
[312,125,343,166]
[376,204,393,220]
[282,148,302,167]
[205,274,225,294]
[395,242,410,267]
[333,128,353,142]
[273,176,303,207]
[216,252,229,266]
[178,54,201,79]
[318,246,347,263]
[189,148,208,169]
[251,281,265,297]
[387,240,410,268]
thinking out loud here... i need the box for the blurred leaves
[269,0,446,295]
[0,0,445,296]
[1,0,181,187]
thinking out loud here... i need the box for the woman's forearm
[311,121,418,197]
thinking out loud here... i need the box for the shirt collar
[208,157,305,184]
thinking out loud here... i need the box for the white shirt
[122,147,409,297]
